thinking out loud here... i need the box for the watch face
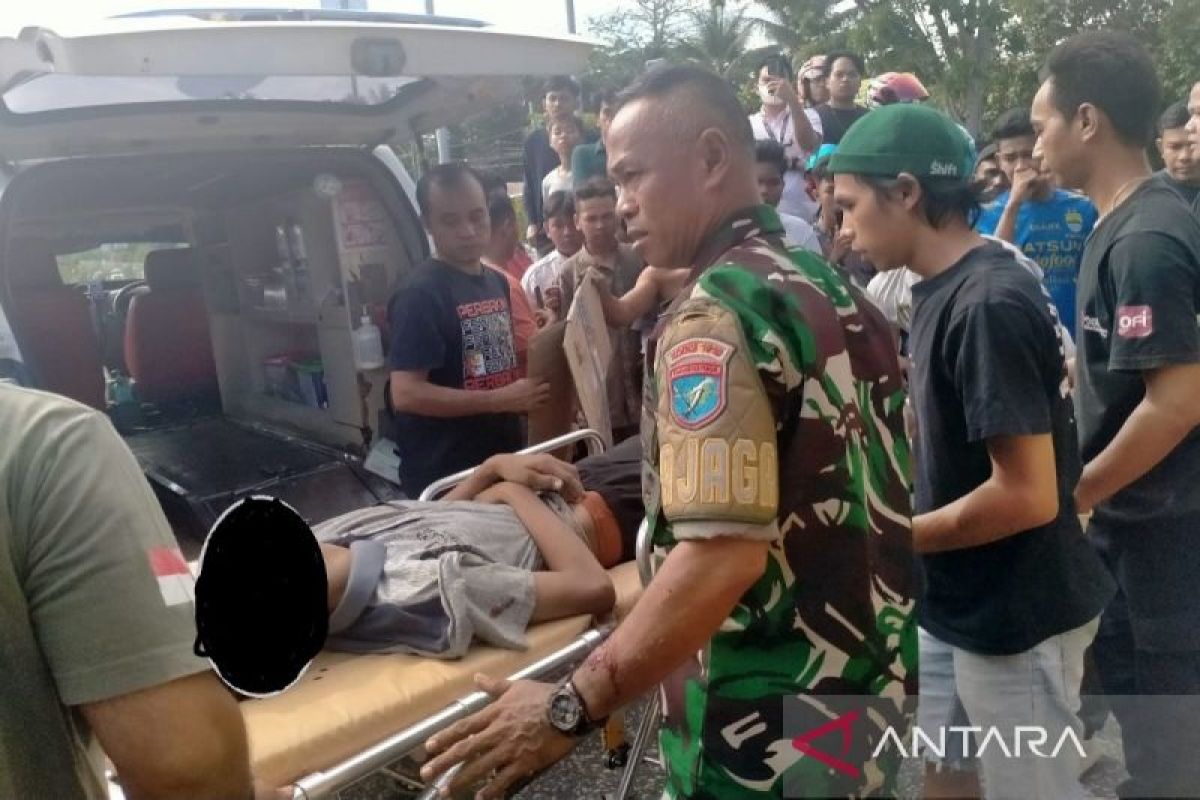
[548,690,582,732]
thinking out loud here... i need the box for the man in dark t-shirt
[1034,34,1200,798]
[388,163,550,496]
[832,103,1114,799]
[815,51,869,145]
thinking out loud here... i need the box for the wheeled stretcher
[230,429,661,798]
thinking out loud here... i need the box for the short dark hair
[549,115,584,136]
[544,190,576,221]
[861,174,982,230]
[755,53,794,82]
[754,139,787,176]
[1160,100,1191,134]
[992,108,1035,142]
[416,162,485,219]
[615,64,754,151]
[487,193,517,226]
[1040,31,1161,148]
[974,142,998,170]
[824,50,865,77]
[597,87,619,109]
[544,75,581,98]
[574,177,618,204]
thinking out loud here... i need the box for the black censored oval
[193,495,328,697]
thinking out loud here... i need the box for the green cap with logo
[828,104,973,184]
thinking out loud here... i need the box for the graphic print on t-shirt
[459,297,518,390]
[976,190,1098,335]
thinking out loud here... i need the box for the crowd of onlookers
[392,35,1200,799]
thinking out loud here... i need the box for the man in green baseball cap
[832,103,1115,800]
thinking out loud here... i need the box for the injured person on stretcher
[318,455,627,658]
[194,452,642,696]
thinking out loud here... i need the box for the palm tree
[678,1,755,82]
[752,0,858,57]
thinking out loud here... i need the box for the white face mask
[759,85,784,107]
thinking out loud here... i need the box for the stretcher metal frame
[283,429,658,799]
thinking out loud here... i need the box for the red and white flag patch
[1117,306,1153,339]
[148,546,196,607]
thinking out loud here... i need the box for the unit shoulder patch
[666,337,733,430]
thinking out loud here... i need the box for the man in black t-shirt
[815,51,869,145]
[832,104,1114,799]
[387,163,550,496]
[1034,33,1200,798]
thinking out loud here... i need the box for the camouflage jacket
[641,205,916,799]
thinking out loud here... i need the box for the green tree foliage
[1156,0,1200,102]
[752,0,1200,140]
[583,0,698,89]
[753,0,854,57]
[677,2,757,82]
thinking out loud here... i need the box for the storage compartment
[207,165,411,447]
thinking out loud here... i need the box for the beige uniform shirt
[0,385,207,798]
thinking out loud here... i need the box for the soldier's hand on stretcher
[481,453,584,501]
[421,674,577,800]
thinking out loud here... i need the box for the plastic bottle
[352,315,384,370]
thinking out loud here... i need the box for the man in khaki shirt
[558,178,647,442]
[0,384,253,798]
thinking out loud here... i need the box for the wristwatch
[546,677,606,737]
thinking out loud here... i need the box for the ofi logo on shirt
[1117,305,1154,339]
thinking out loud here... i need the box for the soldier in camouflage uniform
[420,65,915,800]
[639,198,917,797]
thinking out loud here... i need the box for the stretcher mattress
[243,561,644,787]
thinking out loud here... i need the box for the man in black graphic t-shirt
[387,164,550,496]
[1035,33,1200,798]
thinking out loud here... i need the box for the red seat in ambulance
[124,248,218,403]
[5,238,106,410]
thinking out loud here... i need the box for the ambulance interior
[2,149,424,546]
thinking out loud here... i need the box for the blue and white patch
[665,337,733,430]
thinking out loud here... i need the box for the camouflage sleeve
[655,297,780,543]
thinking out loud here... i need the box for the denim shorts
[917,619,1099,800]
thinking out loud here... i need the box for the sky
[0,0,626,38]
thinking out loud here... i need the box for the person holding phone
[748,53,823,221]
